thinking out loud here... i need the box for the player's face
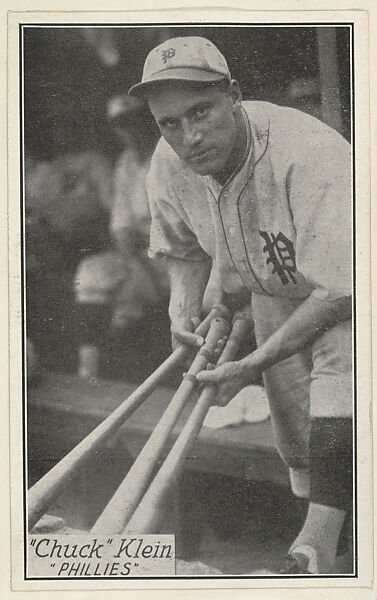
[148,81,242,178]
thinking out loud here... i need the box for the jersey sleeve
[287,133,352,301]
[146,146,210,263]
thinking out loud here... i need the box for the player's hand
[171,317,204,352]
[196,359,256,407]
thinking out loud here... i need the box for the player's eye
[191,104,211,121]
[159,118,180,130]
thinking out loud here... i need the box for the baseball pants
[251,293,353,497]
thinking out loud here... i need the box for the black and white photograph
[4,8,374,594]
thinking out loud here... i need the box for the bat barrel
[28,304,230,531]
[90,316,230,534]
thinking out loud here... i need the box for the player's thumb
[196,366,223,384]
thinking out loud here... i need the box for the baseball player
[128,36,353,574]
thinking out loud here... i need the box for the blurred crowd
[25,93,171,381]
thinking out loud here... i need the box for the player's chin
[187,155,225,177]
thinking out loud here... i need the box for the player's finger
[174,329,204,348]
[196,368,223,383]
[191,316,201,329]
[217,338,227,350]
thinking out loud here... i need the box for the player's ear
[228,80,242,111]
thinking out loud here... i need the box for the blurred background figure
[107,93,169,330]
[73,93,169,379]
[283,77,322,120]
[25,150,113,380]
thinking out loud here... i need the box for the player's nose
[182,119,203,149]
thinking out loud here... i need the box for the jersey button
[228,226,236,235]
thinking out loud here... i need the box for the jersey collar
[204,103,270,196]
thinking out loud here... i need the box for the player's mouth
[187,148,215,163]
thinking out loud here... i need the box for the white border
[3,5,373,599]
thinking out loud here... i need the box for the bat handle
[194,303,231,338]
[185,316,231,378]
[217,312,254,364]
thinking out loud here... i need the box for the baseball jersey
[147,101,352,302]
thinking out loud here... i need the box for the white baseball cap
[129,36,231,96]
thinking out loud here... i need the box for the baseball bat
[28,304,230,531]
[90,316,231,534]
[124,314,254,534]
